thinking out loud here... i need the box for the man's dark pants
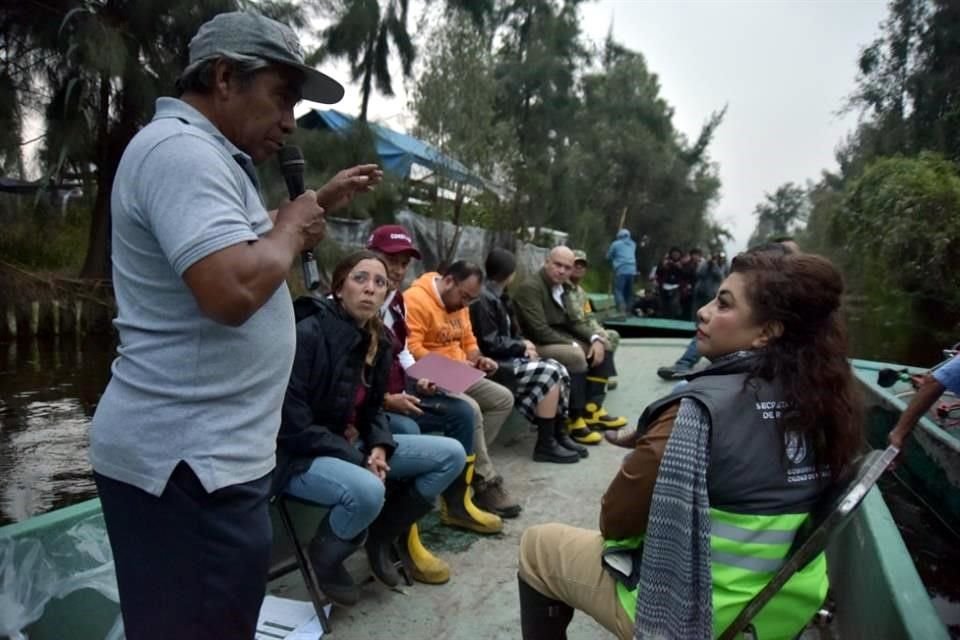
[95,462,272,640]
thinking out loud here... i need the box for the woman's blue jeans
[284,434,465,539]
[613,273,635,311]
[385,392,475,455]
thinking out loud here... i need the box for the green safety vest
[606,507,826,639]
[607,354,829,638]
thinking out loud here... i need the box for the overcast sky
[314,0,889,251]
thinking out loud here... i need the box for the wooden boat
[851,357,960,535]
[586,293,697,338]
[1,339,948,639]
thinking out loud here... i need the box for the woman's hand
[523,339,539,360]
[384,392,423,416]
[366,446,390,482]
[416,378,438,396]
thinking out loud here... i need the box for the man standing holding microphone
[89,12,382,639]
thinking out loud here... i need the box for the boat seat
[268,494,413,634]
[717,446,900,640]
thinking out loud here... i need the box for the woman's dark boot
[307,515,365,607]
[553,417,588,458]
[532,416,580,464]
[518,574,574,639]
[365,484,435,587]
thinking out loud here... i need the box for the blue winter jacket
[606,229,637,276]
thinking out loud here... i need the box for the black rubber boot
[569,372,587,419]
[518,574,574,639]
[365,483,436,587]
[554,417,588,458]
[308,515,365,607]
[532,416,580,464]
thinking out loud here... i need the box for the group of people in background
[605,230,734,322]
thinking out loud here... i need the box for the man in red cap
[367,225,504,540]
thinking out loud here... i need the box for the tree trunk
[79,72,113,280]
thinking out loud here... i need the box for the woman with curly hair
[517,252,863,639]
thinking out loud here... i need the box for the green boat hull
[585,293,697,337]
[0,341,948,638]
[851,358,960,534]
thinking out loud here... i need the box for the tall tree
[1,1,302,278]
[312,0,415,121]
[747,182,809,247]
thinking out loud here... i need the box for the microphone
[278,145,320,291]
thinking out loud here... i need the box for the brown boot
[473,475,522,519]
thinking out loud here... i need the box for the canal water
[1,316,958,634]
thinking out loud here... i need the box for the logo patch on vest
[784,431,807,464]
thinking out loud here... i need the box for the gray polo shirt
[90,98,295,496]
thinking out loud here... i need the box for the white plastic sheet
[0,513,122,640]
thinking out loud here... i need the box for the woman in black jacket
[277,250,465,606]
[470,248,584,465]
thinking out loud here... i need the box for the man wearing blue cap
[89,12,382,639]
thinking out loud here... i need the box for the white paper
[256,595,332,640]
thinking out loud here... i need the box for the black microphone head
[278,145,305,174]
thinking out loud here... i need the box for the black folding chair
[270,493,415,634]
[717,446,900,640]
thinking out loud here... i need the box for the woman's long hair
[331,250,388,369]
[731,252,864,477]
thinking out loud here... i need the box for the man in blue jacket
[606,229,637,313]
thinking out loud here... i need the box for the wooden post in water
[52,300,61,336]
[74,300,84,336]
[29,301,39,336]
[5,307,15,338]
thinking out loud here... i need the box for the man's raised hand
[315,164,384,214]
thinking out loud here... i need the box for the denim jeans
[385,392,475,454]
[675,336,700,368]
[284,434,465,539]
[613,273,635,311]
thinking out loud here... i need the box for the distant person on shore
[518,252,863,639]
[606,229,637,313]
[656,247,684,319]
[89,12,382,639]
[887,353,960,461]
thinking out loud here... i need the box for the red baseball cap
[366,224,421,259]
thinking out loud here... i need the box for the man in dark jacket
[512,246,627,444]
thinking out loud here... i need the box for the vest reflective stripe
[710,521,795,545]
[712,550,784,573]
[609,507,827,639]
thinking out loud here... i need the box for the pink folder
[406,352,486,394]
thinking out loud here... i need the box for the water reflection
[0,336,113,525]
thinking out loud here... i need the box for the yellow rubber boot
[567,416,602,444]
[403,523,450,584]
[584,402,627,429]
[440,454,503,534]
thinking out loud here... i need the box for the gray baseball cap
[573,249,588,264]
[189,12,344,104]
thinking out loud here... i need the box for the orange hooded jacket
[402,272,479,362]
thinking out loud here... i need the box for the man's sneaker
[656,365,690,381]
[473,476,522,519]
[583,402,627,429]
[566,417,602,444]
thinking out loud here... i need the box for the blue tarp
[297,109,484,188]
